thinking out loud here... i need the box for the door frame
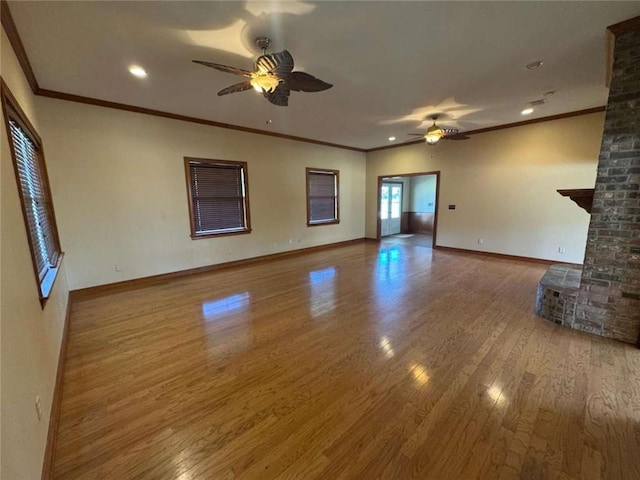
[380,181,404,237]
[376,171,440,248]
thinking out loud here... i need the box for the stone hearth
[536,265,582,326]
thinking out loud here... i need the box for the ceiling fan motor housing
[255,37,272,52]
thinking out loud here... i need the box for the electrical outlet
[558,246,566,254]
[114,264,122,272]
[478,238,484,245]
[35,396,42,421]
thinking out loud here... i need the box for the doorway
[377,171,440,248]
[380,182,403,237]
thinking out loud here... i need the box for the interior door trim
[376,171,440,248]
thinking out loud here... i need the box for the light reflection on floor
[487,384,506,407]
[309,266,336,284]
[373,246,407,320]
[309,266,336,318]
[201,292,250,318]
[409,363,430,386]
[200,292,252,357]
[379,336,395,358]
[378,245,401,265]
[373,244,432,363]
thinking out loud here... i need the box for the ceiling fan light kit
[250,74,280,93]
[425,124,444,144]
[407,115,469,145]
[193,37,332,107]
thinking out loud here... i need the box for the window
[184,157,251,238]
[306,168,339,226]
[1,81,62,304]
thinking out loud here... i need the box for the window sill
[307,220,340,227]
[191,228,252,240]
[39,252,64,308]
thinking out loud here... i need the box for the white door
[380,182,402,236]
[381,184,390,236]
[389,184,402,234]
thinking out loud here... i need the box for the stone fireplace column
[573,20,640,345]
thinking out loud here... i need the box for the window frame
[1,80,63,307]
[184,157,252,239]
[306,167,340,227]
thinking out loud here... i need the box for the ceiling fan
[408,115,470,145]
[193,37,333,107]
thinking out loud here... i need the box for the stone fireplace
[537,18,640,346]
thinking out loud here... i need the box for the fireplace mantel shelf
[557,188,594,214]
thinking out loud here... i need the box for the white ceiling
[8,1,640,150]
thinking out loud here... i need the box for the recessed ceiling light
[129,65,147,78]
[521,107,534,115]
[388,136,396,141]
[526,60,543,70]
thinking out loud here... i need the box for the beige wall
[1,27,70,480]
[36,97,367,290]
[410,174,437,213]
[366,113,604,264]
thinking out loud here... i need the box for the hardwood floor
[53,242,640,479]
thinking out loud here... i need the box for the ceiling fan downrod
[255,37,272,54]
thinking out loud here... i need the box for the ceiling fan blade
[408,133,425,136]
[285,71,333,92]
[443,134,470,140]
[442,128,459,135]
[217,81,253,96]
[264,83,291,106]
[192,60,252,77]
[256,50,294,77]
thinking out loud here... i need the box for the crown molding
[460,107,606,136]
[36,89,366,152]
[1,0,39,93]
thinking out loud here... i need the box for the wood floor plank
[52,242,640,479]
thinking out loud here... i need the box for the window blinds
[188,161,248,234]
[9,119,60,281]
